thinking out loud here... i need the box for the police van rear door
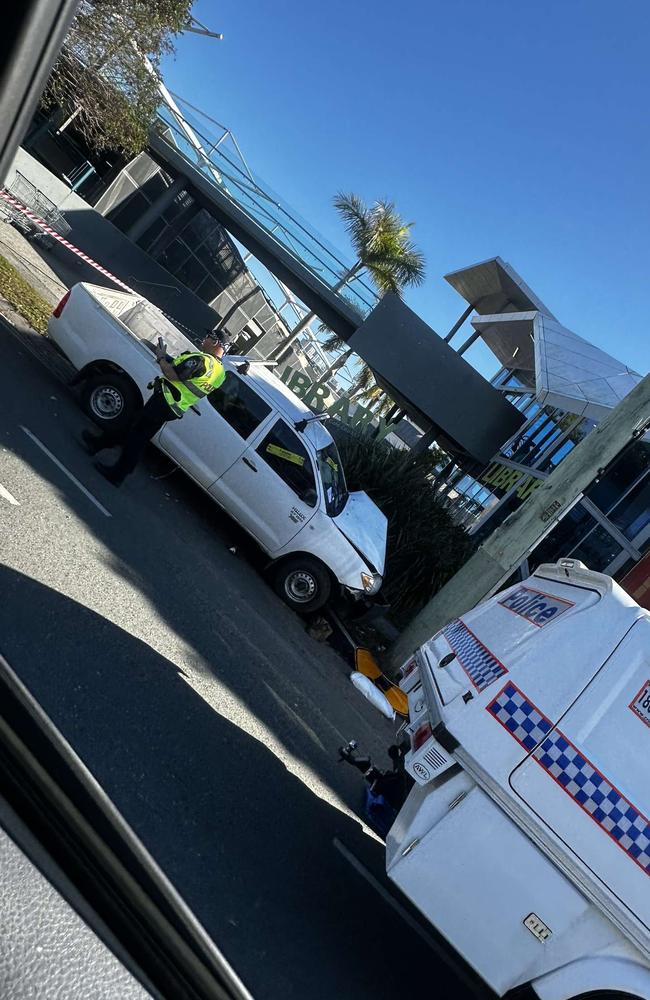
[509,614,650,941]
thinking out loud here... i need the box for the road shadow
[0,327,492,998]
[0,565,480,1000]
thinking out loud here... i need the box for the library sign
[480,461,544,502]
[277,365,394,443]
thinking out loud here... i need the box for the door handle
[242,457,257,472]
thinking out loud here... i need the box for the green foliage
[42,0,193,154]
[0,255,51,333]
[311,193,426,402]
[320,330,345,353]
[333,192,426,296]
[331,426,475,624]
[349,363,397,417]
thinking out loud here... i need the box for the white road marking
[20,426,112,518]
[332,837,485,997]
[0,482,20,506]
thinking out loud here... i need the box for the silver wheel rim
[90,385,123,420]
[284,569,317,604]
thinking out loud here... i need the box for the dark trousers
[92,392,177,482]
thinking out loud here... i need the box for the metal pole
[388,373,650,670]
[444,302,475,343]
[125,175,185,242]
[456,327,482,356]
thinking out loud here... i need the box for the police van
[376,560,650,999]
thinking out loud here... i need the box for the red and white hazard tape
[0,188,212,342]
[0,189,134,294]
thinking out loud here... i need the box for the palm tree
[269,192,425,362]
[349,364,401,422]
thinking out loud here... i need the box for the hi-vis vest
[161,352,225,417]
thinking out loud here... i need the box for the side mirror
[301,487,318,508]
[349,671,395,720]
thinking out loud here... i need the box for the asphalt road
[0,319,488,1000]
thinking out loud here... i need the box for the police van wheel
[81,372,140,432]
[272,556,331,614]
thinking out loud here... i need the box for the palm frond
[320,331,345,352]
[333,192,426,297]
[349,363,376,398]
[333,192,372,262]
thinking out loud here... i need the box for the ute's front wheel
[271,556,332,614]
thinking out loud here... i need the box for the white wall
[4,147,89,212]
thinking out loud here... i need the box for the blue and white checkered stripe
[442,619,507,692]
[487,682,552,751]
[534,733,650,875]
[486,684,650,877]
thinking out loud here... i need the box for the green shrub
[0,255,51,333]
[331,423,475,625]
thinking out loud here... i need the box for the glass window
[524,427,563,466]
[317,443,348,516]
[568,524,623,571]
[157,238,191,273]
[137,217,166,251]
[179,208,218,248]
[173,254,207,293]
[257,421,317,506]
[195,272,224,305]
[538,438,573,472]
[513,393,534,412]
[528,502,621,572]
[210,372,271,439]
[587,441,650,516]
[161,189,194,225]
[536,417,595,473]
[607,473,650,540]
[107,190,150,232]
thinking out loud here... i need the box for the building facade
[434,259,649,592]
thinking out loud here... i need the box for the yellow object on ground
[355,648,409,718]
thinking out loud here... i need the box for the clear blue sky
[162,0,649,379]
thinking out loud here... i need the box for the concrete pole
[409,425,437,456]
[388,373,650,670]
[125,175,186,243]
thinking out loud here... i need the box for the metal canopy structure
[445,256,557,319]
[445,257,642,422]
[470,310,537,378]
[470,307,641,421]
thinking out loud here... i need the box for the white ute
[48,283,387,613]
[387,560,650,1000]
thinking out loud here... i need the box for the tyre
[570,993,643,999]
[80,370,140,432]
[271,556,332,614]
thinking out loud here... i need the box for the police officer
[82,330,227,486]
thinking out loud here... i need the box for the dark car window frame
[255,419,318,506]
[209,371,272,440]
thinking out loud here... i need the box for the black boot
[81,429,102,455]
[94,461,124,487]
